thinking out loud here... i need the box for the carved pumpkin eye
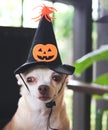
[48,48,51,52]
[32,44,58,62]
[39,48,42,52]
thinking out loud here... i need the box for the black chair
[0,27,35,129]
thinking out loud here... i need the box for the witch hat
[15,5,75,75]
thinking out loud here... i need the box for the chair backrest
[0,27,35,129]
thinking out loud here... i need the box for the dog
[3,66,70,130]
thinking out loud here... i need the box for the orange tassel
[32,4,57,22]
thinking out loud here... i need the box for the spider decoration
[32,4,57,22]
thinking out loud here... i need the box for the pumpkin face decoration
[32,44,58,62]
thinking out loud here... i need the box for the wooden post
[72,1,92,130]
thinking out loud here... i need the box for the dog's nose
[38,85,49,95]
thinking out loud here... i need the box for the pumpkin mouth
[37,55,54,60]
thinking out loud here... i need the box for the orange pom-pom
[32,4,57,22]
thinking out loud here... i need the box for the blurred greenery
[93,73,108,86]
[54,10,73,39]
[73,45,108,130]
[74,45,108,77]
[74,45,108,100]
[54,9,74,64]
[0,0,22,26]
[92,73,108,99]
[100,0,108,9]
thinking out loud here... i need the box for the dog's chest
[31,110,49,129]
[16,109,59,130]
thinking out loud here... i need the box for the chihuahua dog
[3,66,70,130]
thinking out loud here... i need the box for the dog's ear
[65,75,72,84]
[15,74,24,87]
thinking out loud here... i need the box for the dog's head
[16,66,67,104]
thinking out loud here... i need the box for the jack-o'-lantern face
[32,44,58,62]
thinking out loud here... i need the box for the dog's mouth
[38,96,51,101]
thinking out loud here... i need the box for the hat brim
[50,64,75,75]
[14,62,75,75]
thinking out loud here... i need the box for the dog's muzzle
[38,85,49,95]
[38,85,51,101]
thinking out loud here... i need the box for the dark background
[0,27,35,128]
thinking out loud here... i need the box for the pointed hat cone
[15,7,75,75]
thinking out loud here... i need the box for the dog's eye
[26,77,36,83]
[52,75,62,83]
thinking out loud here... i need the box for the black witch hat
[15,5,75,75]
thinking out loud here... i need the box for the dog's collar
[46,100,56,108]
[46,101,58,130]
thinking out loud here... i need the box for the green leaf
[74,45,108,76]
[91,73,108,99]
[93,73,108,86]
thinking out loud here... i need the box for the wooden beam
[45,0,86,6]
[67,80,108,95]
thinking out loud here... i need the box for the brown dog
[3,66,70,130]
